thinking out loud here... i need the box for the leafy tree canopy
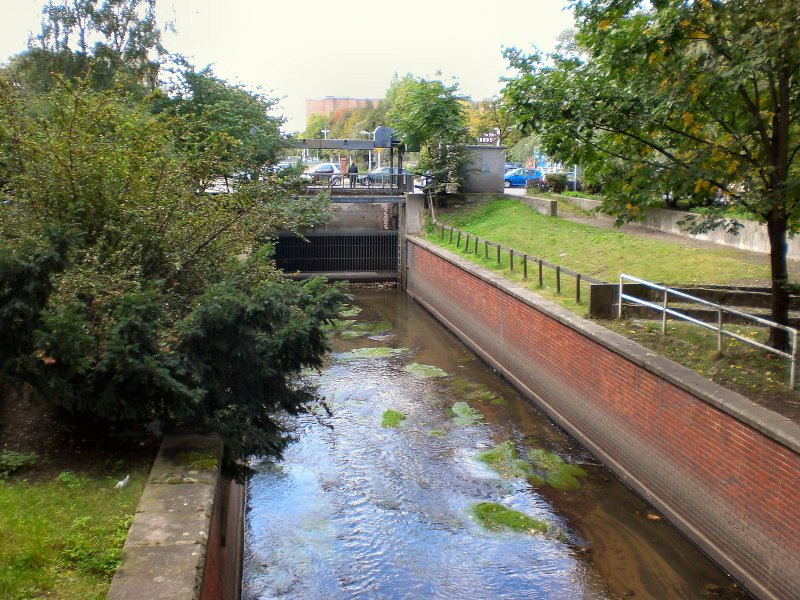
[464,96,521,148]
[0,1,343,475]
[502,0,800,348]
[5,0,163,92]
[387,75,471,193]
[157,60,285,188]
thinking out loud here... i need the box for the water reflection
[243,288,747,600]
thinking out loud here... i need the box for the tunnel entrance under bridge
[275,229,399,282]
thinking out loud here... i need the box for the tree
[157,61,284,189]
[465,97,520,147]
[302,113,332,140]
[0,71,342,476]
[387,75,471,194]
[503,0,800,349]
[17,0,163,91]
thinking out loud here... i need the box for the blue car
[504,168,544,188]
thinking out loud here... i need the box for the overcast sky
[1,0,576,133]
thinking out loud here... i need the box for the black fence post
[449,227,453,244]
[556,266,561,294]
[497,244,501,265]
[538,259,543,288]
[456,230,461,248]
[485,240,489,259]
[523,255,528,279]
[576,274,581,304]
[510,249,514,272]
[465,234,470,252]
[475,237,479,256]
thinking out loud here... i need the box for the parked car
[566,173,582,192]
[357,167,412,186]
[503,168,544,188]
[302,162,342,185]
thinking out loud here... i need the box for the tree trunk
[767,214,791,351]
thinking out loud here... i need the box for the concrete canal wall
[108,434,244,600]
[405,236,800,600]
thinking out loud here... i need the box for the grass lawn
[0,392,156,599]
[427,199,797,408]
[435,199,770,286]
[0,468,148,599]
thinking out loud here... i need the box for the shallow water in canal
[243,288,748,600]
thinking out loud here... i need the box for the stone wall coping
[410,235,800,454]
[108,433,223,600]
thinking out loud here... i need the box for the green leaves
[502,0,800,342]
[387,76,472,192]
[0,52,341,474]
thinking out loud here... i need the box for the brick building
[305,97,382,122]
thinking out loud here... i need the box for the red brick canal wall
[405,236,800,600]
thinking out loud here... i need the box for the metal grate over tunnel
[275,230,399,281]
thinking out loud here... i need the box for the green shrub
[0,77,344,478]
[544,172,568,193]
[0,450,39,478]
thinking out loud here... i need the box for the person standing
[347,162,359,188]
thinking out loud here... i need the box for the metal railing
[305,173,413,194]
[435,221,604,304]
[618,273,799,389]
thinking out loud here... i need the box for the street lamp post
[320,129,330,162]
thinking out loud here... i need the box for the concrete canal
[242,288,748,599]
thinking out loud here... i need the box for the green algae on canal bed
[403,363,449,378]
[338,347,408,360]
[527,449,588,492]
[338,305,363,318]
[476,442,587,491]
[473,502,549,534]
[451,402,483,426]
[381,409,406,428]
[341,321,393,339]
[476,441,531,479]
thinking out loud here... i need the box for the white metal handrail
[618,273,799,389]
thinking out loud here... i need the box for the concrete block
[108,544,203,600]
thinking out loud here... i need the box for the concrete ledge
[108,434,223,600]
[518,196,557,217]
[463,192,503,203]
